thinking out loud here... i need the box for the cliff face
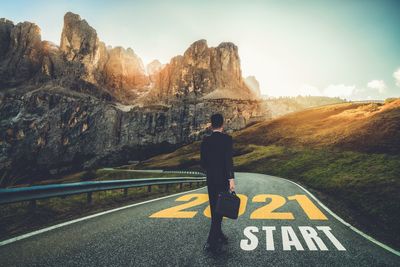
[60,11,103,81]
[0,88,265,183]
[0,12,268,185]
[245,76,261,97]
[146,60,163,75]
[0,20,43,86]
[103,47,150,101]
[59,12,151,102]
[143,40,257,103]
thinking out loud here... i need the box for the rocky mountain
[0,12,267,186]
[142,40,257,104]
[244,76,261,97]
[147,60,164,75]
[0,19,43,86]
[0,13,151,103]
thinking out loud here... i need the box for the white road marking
[275,175,400,256]
[0,186,206,247]
[282,226,304,251]
[262,226,276,251]
[299,226,328,251]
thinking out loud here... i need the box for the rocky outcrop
[0,20,43,86]
[143,40,258,104]
[147,60,163,75]
[103,47,150,101]
[0,19,14,59]
[245,76,261,97]
[60,12,102,78]
[59,12,150,102]
[146,59,164,82]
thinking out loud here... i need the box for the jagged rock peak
[185,39,208,54]
[0,19,14,60]
[60,12,100,61]
[147,59,163,76]
[142,39,258,103]
[58,12,150,101]
[0,19,43,85]
[217,41,238,50]
[10,21,42,51]
[103,45,149,93]
[245,76,261,97]
[1,13,261,104]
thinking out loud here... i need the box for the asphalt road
[1,172,399,266]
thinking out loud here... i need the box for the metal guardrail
[0,176,206,207]
[100,168,205,176]
[163,170,205,176]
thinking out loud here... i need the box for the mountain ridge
[0,12,266,183]
[0,12,259,104]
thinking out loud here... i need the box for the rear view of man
[200,113,235,255]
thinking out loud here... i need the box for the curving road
[0,172,399,266]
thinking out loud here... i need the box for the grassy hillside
[262,95,345,118]
[137,99,400,249]
[237,100,400,153]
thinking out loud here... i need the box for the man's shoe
[218,233,228,244]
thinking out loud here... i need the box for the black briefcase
[215,191,240,219]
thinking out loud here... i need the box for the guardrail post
[189,182,192,188]
[124,188,128,197]
[87,192,93,205]
[148,185,151,192]
[165,184,169,192]
[179,183,183,190]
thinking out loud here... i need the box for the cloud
[323,84,356,98]
[367,80,386,94]
[394,68,400,87]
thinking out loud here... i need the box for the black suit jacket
[200,131,235,186]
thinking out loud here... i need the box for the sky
[1,0,400,100]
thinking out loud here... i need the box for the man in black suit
[200,113,235,254]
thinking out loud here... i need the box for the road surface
[0,172,399,266]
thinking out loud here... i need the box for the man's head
[211,113,224,130]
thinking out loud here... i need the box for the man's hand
[229,179,235,192]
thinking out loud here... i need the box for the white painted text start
[240,226,346,251]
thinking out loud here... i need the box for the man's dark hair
[211,113,224,128]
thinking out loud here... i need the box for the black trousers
[206,181,228,246]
